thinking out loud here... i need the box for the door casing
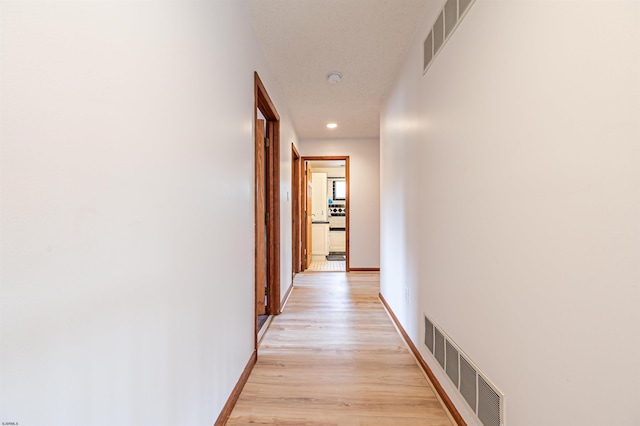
[254,72,281,351]
[305,162,313,269]
[291,144,302,275]
[255,118,267,316]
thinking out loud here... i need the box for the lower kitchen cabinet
[312,223,329,259]
[329,231,346,252]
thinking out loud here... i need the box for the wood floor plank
[226,272,453,426]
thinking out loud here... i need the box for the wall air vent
[423,313,505,425]
[423,0,476,74]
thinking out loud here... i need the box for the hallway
[226,272,453,425]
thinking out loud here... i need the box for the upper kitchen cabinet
[312,172,328,221]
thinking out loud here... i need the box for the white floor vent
[424,314,505,426]
[423,0,476,74]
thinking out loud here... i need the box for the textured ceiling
[249,0,431,140]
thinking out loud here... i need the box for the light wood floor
[226,272,453,426]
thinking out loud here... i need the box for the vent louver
[423,31,433,71]
[459,0,473,17]
[423,314,505,425]
[423,0,476,74]
[459,355,478,412]
[425,316,434,353]
[479,375,503,426]
[434,328,445,368]
[433,11,444,55]
[444,0,458,39]
[445,340,459,386]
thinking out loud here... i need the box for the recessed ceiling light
[326,123,338,129]
[327,72,342,84]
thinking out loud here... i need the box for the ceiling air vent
[423,313,506,425]
[423,0,476,74]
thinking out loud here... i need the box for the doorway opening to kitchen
[301,156,349,272]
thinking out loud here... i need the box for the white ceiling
[249,0,431,140]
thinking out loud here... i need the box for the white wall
[0,1,297,425]
[312,167,346,178]
[278,90,298,304]
[381,1,640,425]
[300,138,380,269]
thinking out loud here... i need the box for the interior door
[305,162,313,269]
[255,119,266,315]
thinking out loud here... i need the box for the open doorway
[254,72,281,350]
[300,156,350,272]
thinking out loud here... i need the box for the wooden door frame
[254,72,281,350]
[291,144,302,275]
[304,161,313,270]
[255,118,267,318]
[300,156,350,272]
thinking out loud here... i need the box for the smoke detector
[327,72,342,84]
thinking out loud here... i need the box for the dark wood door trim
[291,144,302,275]
[300,156,350,272]
[266,120,281,314]
[304,161,313,270]
[254,72,281,353]
[255,119,266,317]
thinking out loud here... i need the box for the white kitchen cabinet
[329,231,346,252]
[311,223,329,259]
[311,172,328,221]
